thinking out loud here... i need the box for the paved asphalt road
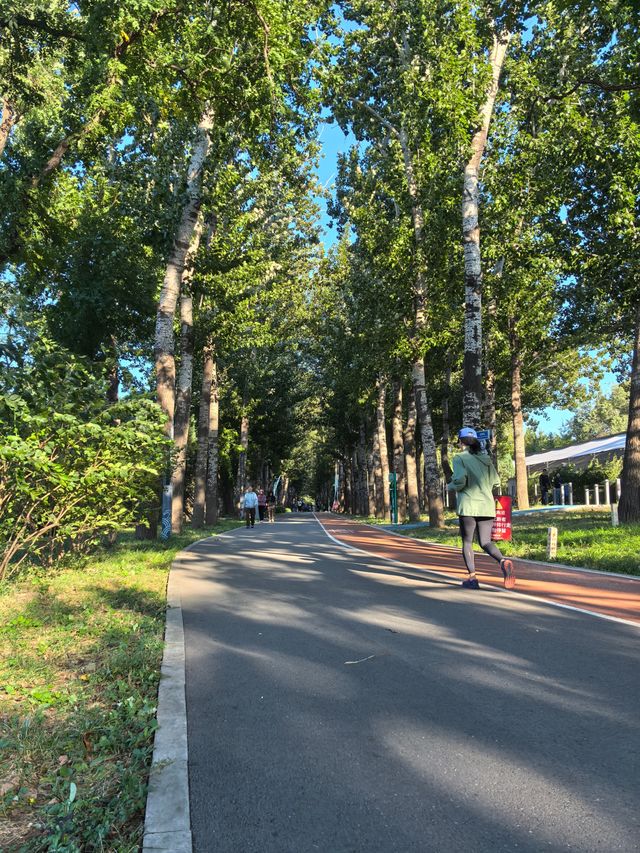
[176,514,640,853]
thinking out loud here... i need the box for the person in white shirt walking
[242,485,259,528]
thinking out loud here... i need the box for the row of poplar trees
[1,0,638,538]
[1,1,333,536]
[312,0,639,526]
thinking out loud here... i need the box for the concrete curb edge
[142,555,192,853]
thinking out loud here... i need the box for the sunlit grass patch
[0,519,242,852]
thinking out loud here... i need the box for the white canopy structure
[526,433,626,472]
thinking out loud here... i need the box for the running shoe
[461,578,480,589]
[500,559,516,589]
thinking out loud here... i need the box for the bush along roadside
[0,521,242,852]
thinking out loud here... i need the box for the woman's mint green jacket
[447,450,500,517]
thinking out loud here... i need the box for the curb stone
[142,556,192,853]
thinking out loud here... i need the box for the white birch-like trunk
[171,218,203,532]
[397,127,443,527]
[204,360,219,525]
[154,106,214,432]
[403,387,420,522]
[462,30,511,428]
[412,358,444,527]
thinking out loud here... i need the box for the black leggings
[459,516,504,574]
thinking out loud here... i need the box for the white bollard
[616,478,622,502]
[604,480,611,505]
[611,504,619,527]
[547,526,558,560]
[594,484,600,505]
[585,487,590,506]
[568,482,573,505]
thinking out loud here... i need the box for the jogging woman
[447,428,515,590]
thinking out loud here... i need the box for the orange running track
[315,513,640,626]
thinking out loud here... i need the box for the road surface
[175,514,640,852]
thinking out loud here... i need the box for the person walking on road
[447,428,515,590]
[243,485,259,528]
[257,488,267,522]
[266,490,276,522]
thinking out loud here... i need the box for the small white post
[616,478,622,502]
[604,480,611,505]
[560,485,565,505]
[568,482,573,505]
[547,526,558,560]
[585,487,590,506]
[611,504,619,527]
[594,484,600,505]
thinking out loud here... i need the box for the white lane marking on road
[313,515,640,630]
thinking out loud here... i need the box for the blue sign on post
[161,484,172,541]
[476,429,492,452]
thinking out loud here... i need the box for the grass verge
[399,509,640,575]
[0,519,242,852]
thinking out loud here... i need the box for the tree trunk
[154,107,214,433]
[192,344,214,528]
[619,305,640,523]
[366,444,376,517]
[462,29,511,428]
[236,405,249,507]
[357,421,368,516]
[392,380,407,522]
[484,363,498,466]
[441,364,453,481]
[371,420,384,518]
[204,360,219,525]
[510,326,529,510]
[170,218,203,532]
[412,358,445,527]
[344,454,353,514]
[170,287,194,531]
[403,387,420,521]
[376,379,392,520]
[0,98,16,160]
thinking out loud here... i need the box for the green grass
[399,509,640,576]
[0,519,242,852]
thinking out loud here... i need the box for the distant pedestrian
[553,472,562,505]
[539,471,551,505]
[266,491,276,522]
[257,488,267,522]
[242,485,259,528]
[447,427,515,590]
